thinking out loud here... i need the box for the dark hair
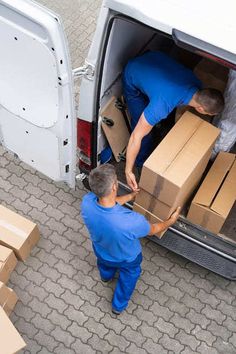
[89,164,117,198]
[196,88,224,114]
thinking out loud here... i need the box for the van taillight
[77,118,92,171]
[77,119,92,155]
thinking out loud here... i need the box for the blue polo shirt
[123,51,201,125]
[81,192,150,263]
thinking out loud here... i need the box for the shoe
[112,308,122,315]
[101,278,112,283]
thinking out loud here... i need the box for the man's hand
[125,171,139,191]
[149,206,181,236]
[169,207,181,224]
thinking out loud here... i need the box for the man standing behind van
[81,164,180,314]
[123,51,224,191]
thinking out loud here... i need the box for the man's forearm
[149,219,174,236]
[116,192,136,205]
[125,133,141,174]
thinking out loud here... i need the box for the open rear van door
[0,0,76,188]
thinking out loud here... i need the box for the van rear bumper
[151,220,236,280]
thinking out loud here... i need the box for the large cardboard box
[0,245,17,284]
[0,206,40,261]
[0,281,18,316]
[133,203,166,238]
[135,189,174,220]
[0,306,26,353]
[187,152,236,234]
[139,112,220,208]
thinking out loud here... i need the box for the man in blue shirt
[81,164,180,314]
[123,51,224,191]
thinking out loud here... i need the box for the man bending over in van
[123,51,225,191]
[81,164,180,315]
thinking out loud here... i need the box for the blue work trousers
[123,71,154,167]
[97,253,142,312]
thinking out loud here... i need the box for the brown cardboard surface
[0,281,18,316]
[0,245,17,284]
[0,205,40,261]
[187,152,236,234]
[133,203,166,238]
[194,58,228,93]
[100,96,130,162]
[0,305,26,354]
[187,203,225,234]
[175,106,212,123]
[135,189,174,220]
[140,112,220,206]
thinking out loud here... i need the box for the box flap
[144,111,202,175]
[0,306,26,353]
[0,281,9,306]
[211,158,236,217]
[0,245,12,263]
[164,120,220,186]
[193,152,235,207]
[0,205,36,248]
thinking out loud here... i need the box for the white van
[0,0,235,279]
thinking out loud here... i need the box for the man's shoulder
[81,192,95,209]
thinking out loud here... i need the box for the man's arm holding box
[149,207,181,235]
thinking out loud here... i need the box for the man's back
[81,192,149,263]
[124,51,201,125]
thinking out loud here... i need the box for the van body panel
[0,0,76,187]
[104,0,236,56]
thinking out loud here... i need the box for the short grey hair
[89,164,117,198]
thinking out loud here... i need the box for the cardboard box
[187,152,236,234]
[100,96,130,162]
[139,112,220,208]
[0,281,18,316]
[0,306,26,353]
[0,245,17,284]
[0,206,40,261]
[175,59,228,123]
[194,58,228,93]
[133,203,166,238]
[135,189,174,220]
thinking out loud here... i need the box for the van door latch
[73,63,95,81]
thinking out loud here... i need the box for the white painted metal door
[0,0,76,188]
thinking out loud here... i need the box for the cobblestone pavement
[1,1,236,353]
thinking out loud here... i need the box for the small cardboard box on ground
[136,112,220,222]
[0,205,40,261]
[187,152,236,234]
[0,281,18,316]
[0,305,26,354]
[0,245,17,284]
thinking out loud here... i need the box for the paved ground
[1,0,236,353]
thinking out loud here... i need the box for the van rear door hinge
[73,63,95,81]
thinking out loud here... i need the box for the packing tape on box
[201,213,210,229]
[148,196,156,214]
[0,220,28,239]
[153,177,165,199]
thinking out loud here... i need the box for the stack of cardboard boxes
[0,205,40,353]
[134,111,220,237]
